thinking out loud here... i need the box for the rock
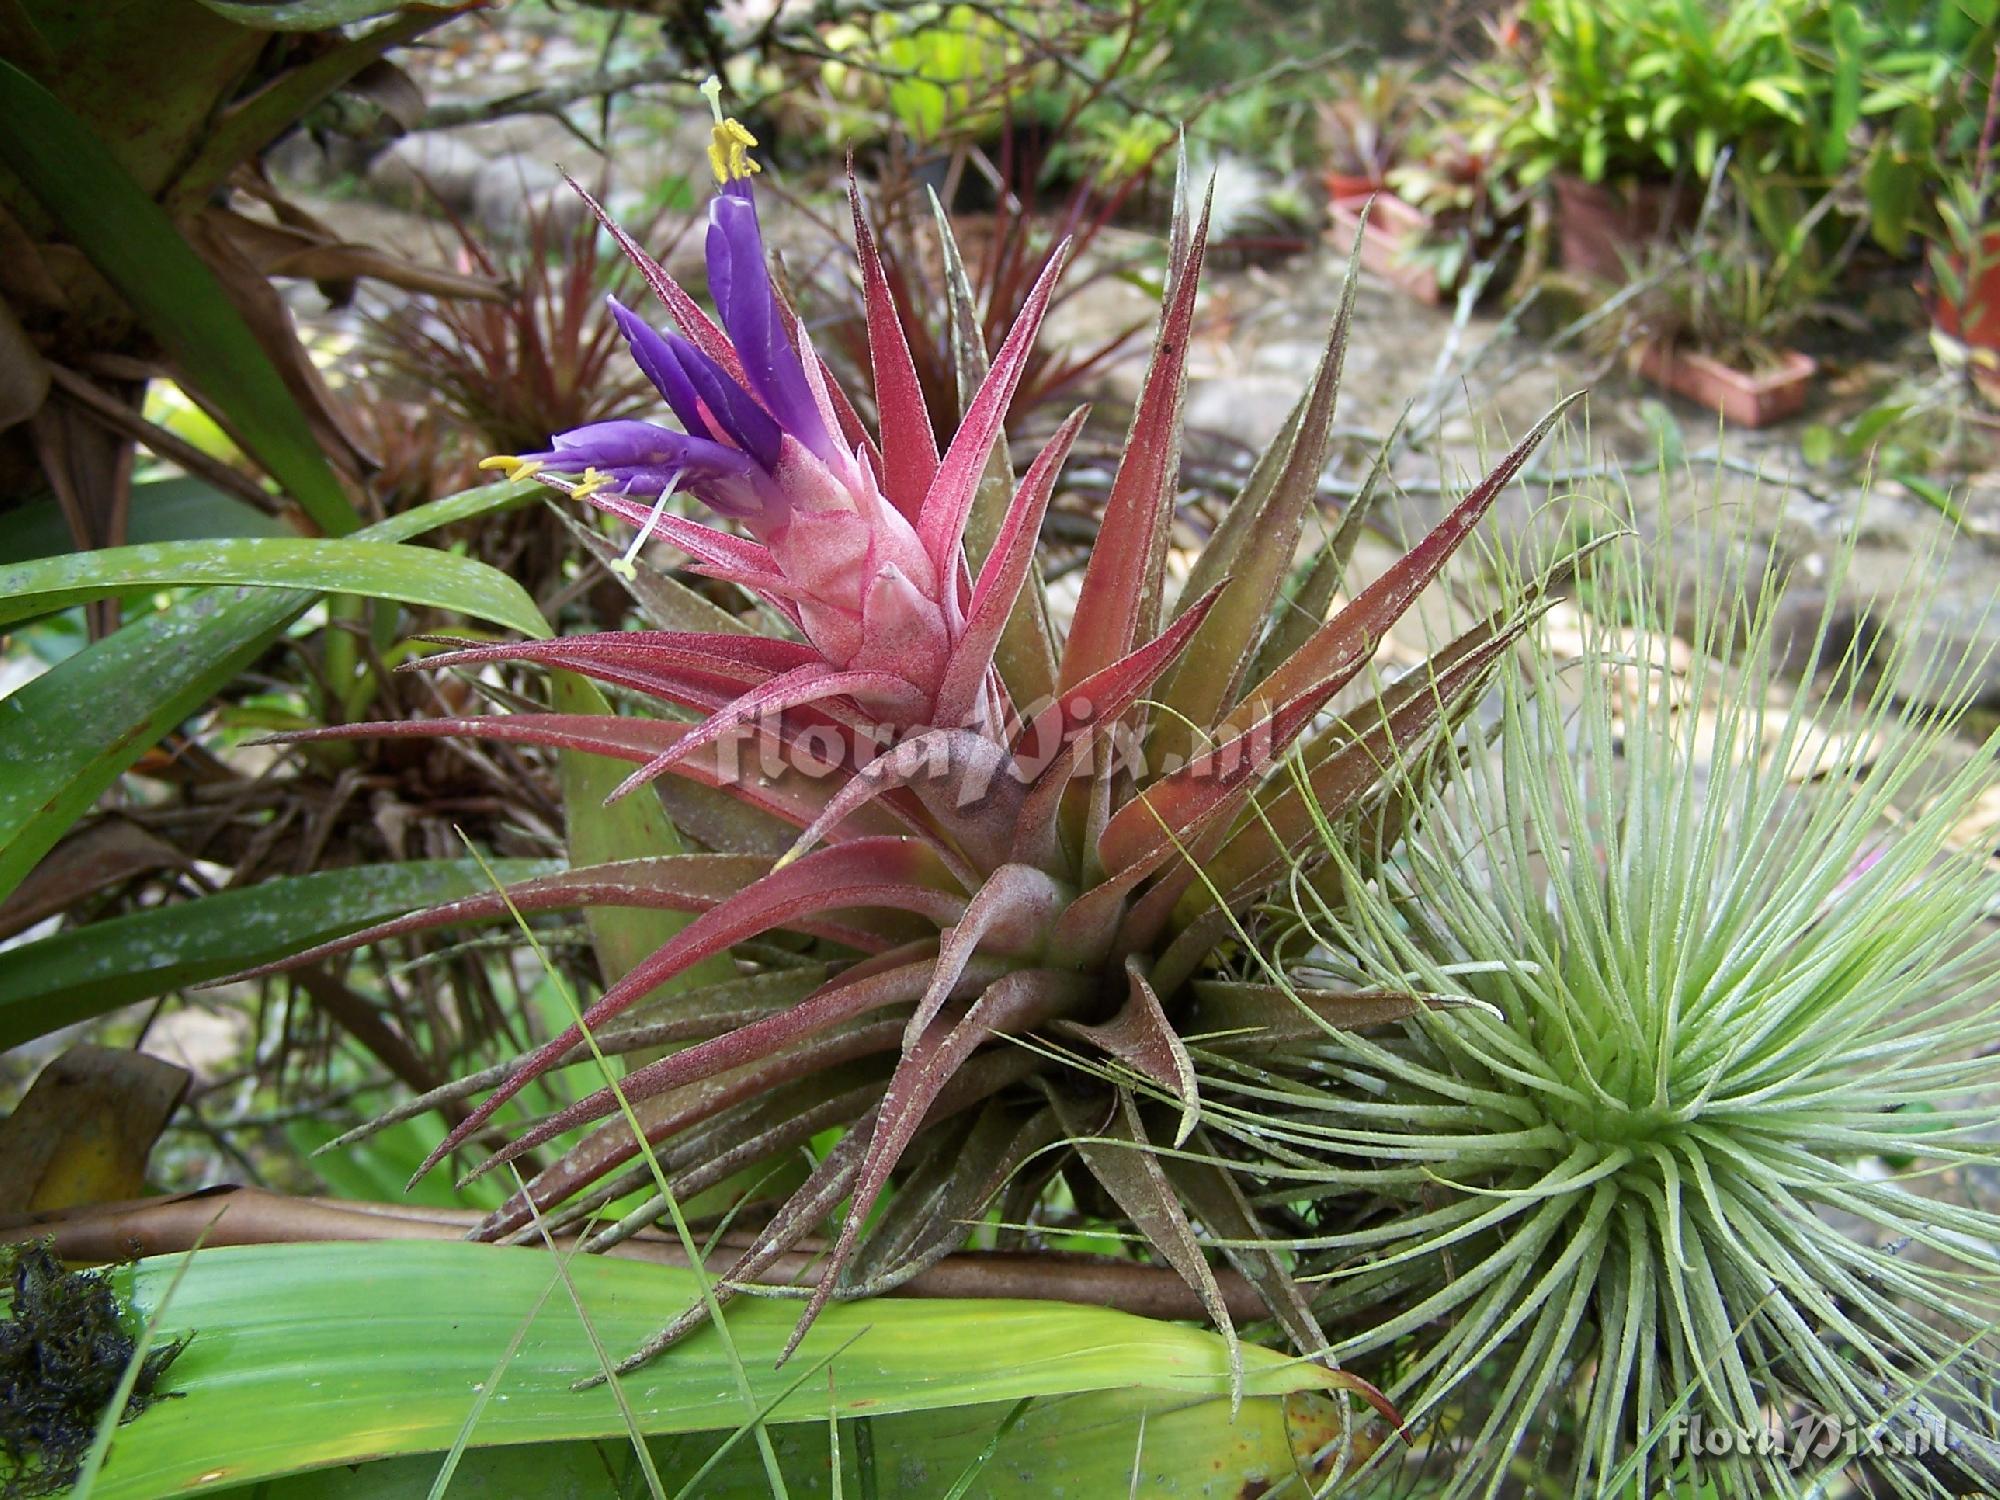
[1889,591,2000,710]
[471,154,583,242]
[1183,374,1300,454]
[450,115,602,170]
[1759,588,1867,681]
[367,132,488,214]
[264,129,372,191]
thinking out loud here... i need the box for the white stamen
[611,471,683,580]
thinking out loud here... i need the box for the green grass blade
[0,59,359,535]
[423,1257,565,1500]
[938,1396,1035,1500]
[0,858,558,1049]
[511,1165,667,1500]
[0,538,551,638]
[667,1337,862,1500]
[463,840,786,1496]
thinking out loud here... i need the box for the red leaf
[915,246,1067,574]
[850,176,938,519]
[1009,583,1224,869]
[1247,397,1576,711]
[467,952,966,1194]
[414,838,968,1180]
[1056,183,1213,693]
[604,664,928,803]
[782,966,1085,1360]
[932,405,1088,729]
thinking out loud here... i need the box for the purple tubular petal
[706,182,836,463]
[607,297,712,439]
[608,297,783,471]
[522,419,778,517]
[664,330,784,472]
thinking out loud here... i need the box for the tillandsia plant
[226,88,1575,1381]
[1202,533,2000,1496]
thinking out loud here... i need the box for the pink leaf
[850,176,938,519]
[932,406,1088,729]
[604,664,928,803]
[415,837,970,1180]
[914,246,1068,574]
[779,726,1024,875]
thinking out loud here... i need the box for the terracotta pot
[1552,173,1696,282]
[1327,191,1441,304]
[1636,343,1816,428]
[1323,170,1386,202]
[1932,230,2000,350]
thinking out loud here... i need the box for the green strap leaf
[251,1389,1315,1499]
[86,1239,1331,1499]
[0,858,559,1051]
[0,478,288,565]
[0,479,535,906]
[0,537,551,639]
[0,58,359,535]
[553,672,732,990]
[193,0,435,28]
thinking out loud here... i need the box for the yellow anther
[571,466,612,499]
[478,454,542,481]
[707,118,761,185]
[701,75,760,184]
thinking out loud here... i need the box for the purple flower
[704,181,837,466]
[607,298,781,471]
[512,101,955,702]
[536,175,840,523]
[516,418,777,517]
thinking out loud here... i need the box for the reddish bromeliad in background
[232,88,1575,1390]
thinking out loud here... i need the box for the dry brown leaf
[0,1045,190,1215]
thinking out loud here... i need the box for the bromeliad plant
[234,95,1573,1377]
[1211,537,2000,1496]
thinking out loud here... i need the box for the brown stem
[0,1185,1268,1324]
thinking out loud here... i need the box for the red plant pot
[1636,344,1817,428]
[1552,173,1695,283]
[1327,191,1441,304]
[1323,170,1387,202]
[1932,230,2000,350]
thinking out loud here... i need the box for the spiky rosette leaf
[224,114,1572,1380]
[1192,530,2000,1497]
